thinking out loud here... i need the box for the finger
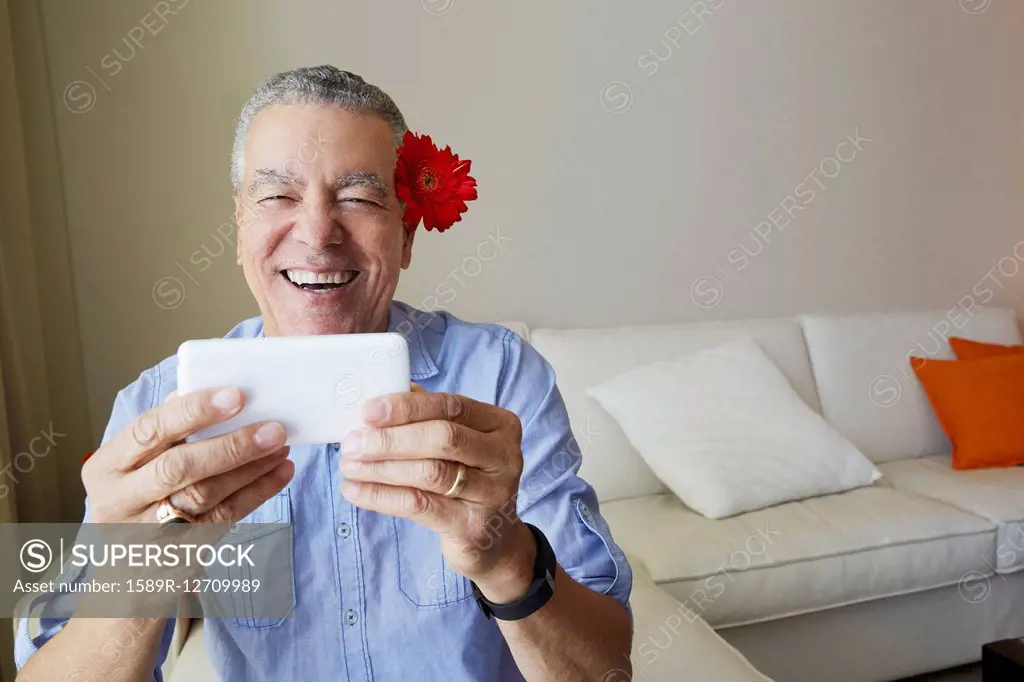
[342,421,499,470]
[410,383,427,393]
[197,459,295,524]
[168,447,291,516]
[339,458,495,503]
[340,481,454,532]
[109,387,246,471]
[363,391,513,433]
[132,420,287,502]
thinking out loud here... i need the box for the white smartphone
[176,333,410,445]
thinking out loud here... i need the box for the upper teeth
[285,270,356,285]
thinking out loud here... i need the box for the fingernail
[338,457,359,473]
[363,399,388,422]
[342,430,364,456]
[212,388,241,411]
[254,422,285,449]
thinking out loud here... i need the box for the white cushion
[530,319,820,502]
[800,308,1022,462]
[602,487,997,627]
[879,455,1024,574]
[587,339,881,518]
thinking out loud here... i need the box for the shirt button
[337,523,351,539]
[345,609,358,626]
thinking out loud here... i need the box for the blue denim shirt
[15,301,632,681]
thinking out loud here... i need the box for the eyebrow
[247,169,389,201]
[248,169,303,197]
[330,172,389,201]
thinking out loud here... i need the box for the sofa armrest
[158,616,195,680]
[165,618,217,682]
[628,555,773,682]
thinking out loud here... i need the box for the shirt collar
[387,300,439,380]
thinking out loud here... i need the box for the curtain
[0,360,14,682]
[0,0,94,521]
[1,0,94,678]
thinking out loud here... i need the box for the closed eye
[340,198,379,207]
[259,195,294,204]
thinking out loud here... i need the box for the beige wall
[34,0,1024,436]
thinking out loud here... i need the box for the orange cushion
[910,355,1024,470]
[949,337,1024,361]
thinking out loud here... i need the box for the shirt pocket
[392,517,473,608]
[217,489,296,630]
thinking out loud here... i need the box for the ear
[400,227,416,270]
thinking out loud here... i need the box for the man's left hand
[339,385,537,602]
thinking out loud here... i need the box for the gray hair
[230,65,408,193]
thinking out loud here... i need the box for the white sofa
[526,307,1024,682]
[17,308,1024,682]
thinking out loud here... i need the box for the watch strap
[471,523,556,621]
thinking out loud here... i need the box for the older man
[15,66,632,681]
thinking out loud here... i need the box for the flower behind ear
[395,131,478,233]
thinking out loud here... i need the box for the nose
[291,192,343,249]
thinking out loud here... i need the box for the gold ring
[156,498,196,524]
[443,463,469,499]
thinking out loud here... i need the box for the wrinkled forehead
[242,103,398,187]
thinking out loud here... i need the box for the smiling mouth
[282,269,360,292]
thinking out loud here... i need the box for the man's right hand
[82,387,293,524]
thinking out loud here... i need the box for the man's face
[235,104,413,336]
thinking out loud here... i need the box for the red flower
[395,131,478,233]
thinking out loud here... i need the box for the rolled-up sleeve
[496,330,632,611]
[14,369,176,680]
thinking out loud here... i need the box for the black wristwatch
[471,523,556,621]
